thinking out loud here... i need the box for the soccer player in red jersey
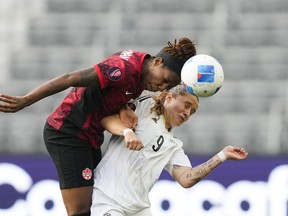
[0,37,196,216]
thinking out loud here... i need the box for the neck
[163,112,172,131]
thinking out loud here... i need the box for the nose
[183,109,191,119]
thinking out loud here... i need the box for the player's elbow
[180,182,192,188]
[178,179,199,188]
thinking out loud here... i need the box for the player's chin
[151,87,160,92]
[143,83,155,92]
[178,117,187,124]
[175,120,184,127]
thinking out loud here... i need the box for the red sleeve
[93,50,148,89]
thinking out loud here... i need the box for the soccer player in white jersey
[91,85,248,216]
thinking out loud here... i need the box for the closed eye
[184,102,196,115]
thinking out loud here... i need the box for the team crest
[82,168,92,180]
[107,67,122,81]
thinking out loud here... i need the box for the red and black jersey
[47,50,149,149]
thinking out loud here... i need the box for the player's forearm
[24,67,98,106]
[23,73,73,106]
[174,147,247,188]
[101,114,127,136]
[177,154,223,188]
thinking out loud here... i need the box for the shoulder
[132,95,154,117]
[119,50,150,69]
[171,136,184,148]
[109,50,149,62]
[103,50,150,75]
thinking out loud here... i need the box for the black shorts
[43,122,102,189]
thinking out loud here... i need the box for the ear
[153,57,164,66]
[165,93,173,102]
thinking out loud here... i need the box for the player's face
[141,58,181,92]
[163,93,198,128]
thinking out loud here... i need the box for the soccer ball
[181,54,224,97]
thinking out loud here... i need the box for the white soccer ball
[181,54,224,97]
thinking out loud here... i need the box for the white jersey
[92,96,191,214]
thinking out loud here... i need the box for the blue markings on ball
[181,81,195,95]
[197,65,215,83]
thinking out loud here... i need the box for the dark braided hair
[155,37,197,76]
[162,37,197,63]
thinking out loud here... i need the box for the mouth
[179,115,185,122]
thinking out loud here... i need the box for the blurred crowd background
[0,0,287,156]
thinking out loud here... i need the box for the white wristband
[123,128,133,136]
[217,151,227,162]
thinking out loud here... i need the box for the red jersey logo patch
[107,67,122,81]
[82,168,92,180]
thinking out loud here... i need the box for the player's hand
[223,146,248,160]
[119,105,138,129]
[0,94,27,113]
[124,130,144,151]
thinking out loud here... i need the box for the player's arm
[0,67,99,113]
[172,146,248,188]
[118,103,138,129]
[100,114,144,151]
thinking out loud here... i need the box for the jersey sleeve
[164,148,191,175]
[93,50,148,89]
[94,55,127,89]
[134,96,154,118]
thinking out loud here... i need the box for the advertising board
[0,155,287,216]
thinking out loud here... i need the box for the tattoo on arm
[176,156,222,186]
[174,166,191,182]
[207,158,218,170]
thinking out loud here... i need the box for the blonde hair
[151,85,198,116]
